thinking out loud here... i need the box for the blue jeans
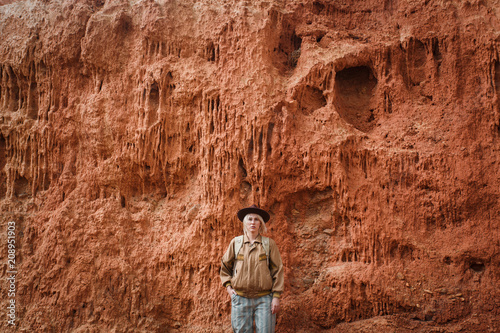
[231,294,276,333]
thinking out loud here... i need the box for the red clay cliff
[0,0,499,332]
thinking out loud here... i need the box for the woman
[220,205,284,332]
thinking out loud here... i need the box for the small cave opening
[312,1,325,15]
[316,32,326,43]
[93,0,105,9]
[14,176,30,198]
[410,39,426,68]
[334,65,378,132]
[115,12,132,36]
[205,41,217,62]
[295,85,327,114]
[470,261,485,273]
[272,16,302,72]
[407,38,427,86]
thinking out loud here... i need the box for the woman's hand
[226,285,236,297]
[271,297,280,314]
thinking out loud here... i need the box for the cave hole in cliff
[312,1,325,15]
[403,38,427,86]
[0,135,6,198]
[334,65,378,132]
[14,175,30,198]
[112,12,132,42]
[92,0,105,9]
[470,261,485,273]
[315,31,327,43]
[273,18,302,72]
[205,40,218,62]
[296,85,327,114]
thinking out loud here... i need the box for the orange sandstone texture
[1,0,500,332]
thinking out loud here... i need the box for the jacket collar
[243,234,262,243]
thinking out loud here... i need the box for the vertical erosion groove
[0,135,6,198]
[495,60,500,133]
[494,60,500,95]
[148,82,159,126]
[407,38,427,86]
[27,61,38,119]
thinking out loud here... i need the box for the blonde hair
[243,213,267,235]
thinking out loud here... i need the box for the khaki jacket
[220,234,284,298]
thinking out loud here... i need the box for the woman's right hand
[226,285,236,297]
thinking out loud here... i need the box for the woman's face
[245,214,261,234]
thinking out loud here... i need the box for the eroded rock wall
[1,0,499,332]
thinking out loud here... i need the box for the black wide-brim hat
[237,204,270,223]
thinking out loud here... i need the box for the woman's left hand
[271,297,280,314]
